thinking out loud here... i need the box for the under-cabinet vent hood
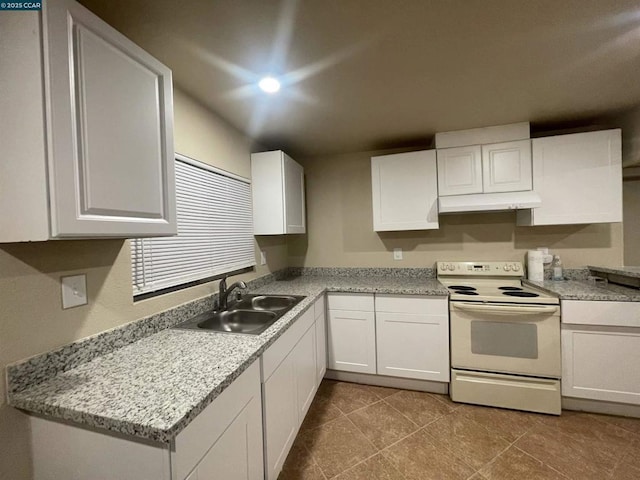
[438,191,542,214]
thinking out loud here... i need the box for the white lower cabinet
[375,295,449,382]
[30,361,263,480]
[327,293,450,382]
[561,300,640,405]
[327,293,377,374]
[261,307,317,480]
[315,295,327,383]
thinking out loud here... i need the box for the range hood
[438,191,542,214]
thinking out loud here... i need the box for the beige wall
[0,88,287,480]
[289,149,624,268]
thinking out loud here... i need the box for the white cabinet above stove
[437,140,532,197]
[435,122,540,214]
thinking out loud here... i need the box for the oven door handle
[452,302,558,315]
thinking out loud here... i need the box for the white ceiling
[80,0,640,157]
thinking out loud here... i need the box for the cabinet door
[375,296,449,382]
[482,140,532,193]
[327,309,376,374]
[283,153,306,234]
[371,150,439,231]
[517,130,622,226]
[263,355,297,480]
[190,394,263,480]
[562,325,640,405]
[293,324,317,421]
[436,145,483,196]
[44,0,176,237]
[315,300,327,385]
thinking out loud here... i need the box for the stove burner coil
[503,291,539,298]
[498,286,523,291]
[453,291,479,295]
[448,286,476,291]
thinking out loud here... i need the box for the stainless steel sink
[234,295,301,311]
[173,294,306,335]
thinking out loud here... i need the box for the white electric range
[438,261,562,415]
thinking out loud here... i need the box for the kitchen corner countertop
[525,279,640,301]
[587,266,640,278]
[8,275,447,443]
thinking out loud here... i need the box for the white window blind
[131,154,255,296]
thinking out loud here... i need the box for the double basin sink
[174,294,306,335]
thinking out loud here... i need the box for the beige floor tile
[333,454,405,480]
[514,424,614,479]
[280,437,325,480]
[425,410,511,470]
[430,392,463,410]
[300,416,376,479]
[348,401,419,449]
[457,404,542,442]
[365,384,402,399]
[536,410,635,467]
[300,393,343,431]
[384,390,456,427]
[382,428,475,480]
[317,380,382,414]
[589,413,640,436]
[479,446,568,480]
[622,438,640,470]
[609,460,640,480]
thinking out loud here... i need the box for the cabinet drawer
[562,300,640,328]
[375,295,448,315]
[314,295,326,319]
[261,307,315,382]
[327,293,374,312]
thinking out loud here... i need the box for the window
[131,154,255,297]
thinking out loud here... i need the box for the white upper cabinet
[482,140,532,193]
[0,0,176,242]
[371,150,439,231]
[436,146,483,196]
[517,129,622,226]
[251,151,306,235]
[437,140,531,196]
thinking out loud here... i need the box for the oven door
[450,302,561,378]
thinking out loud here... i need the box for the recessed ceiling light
[258,76,281,94]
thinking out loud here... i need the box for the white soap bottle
[551,255,563,281]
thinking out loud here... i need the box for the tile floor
[279,380,640,480]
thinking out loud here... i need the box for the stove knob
[512,264,521,272]
[503,264,511,271]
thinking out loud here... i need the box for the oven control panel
[437,261,523,276]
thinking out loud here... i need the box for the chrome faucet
[218,275,247,310]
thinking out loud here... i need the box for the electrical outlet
[61,274,87,309]
[260,251,267,265]
[393,248,403,260]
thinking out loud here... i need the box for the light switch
[61,274,87,309]
[393,248,403,260]
[260,251,267,265]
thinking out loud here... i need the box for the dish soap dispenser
[551,255,563,281]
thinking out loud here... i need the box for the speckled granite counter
[525,279,640,302]
[588,266,640,278]
[7,274,447,443]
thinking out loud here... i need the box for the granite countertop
[525,279,640,301]
[587,266,640,278]
[8,275,447,443]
